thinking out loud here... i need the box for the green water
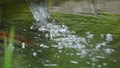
[0,0,120,68]
[0,12,120,68]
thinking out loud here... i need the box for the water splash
[31,22,115,67]
[26,0,115,67]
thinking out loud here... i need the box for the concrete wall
[49,0,120,14]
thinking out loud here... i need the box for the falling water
[26,0,115,68]
[26,0,50,26]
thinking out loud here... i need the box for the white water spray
[26,0,115,67]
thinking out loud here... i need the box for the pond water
[0,0,120,68]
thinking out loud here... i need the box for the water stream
[26,0,50,26]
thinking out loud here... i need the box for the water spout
[26,0,50,26]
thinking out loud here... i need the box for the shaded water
[0,0,120,68]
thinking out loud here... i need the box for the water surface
[0,0,120,68]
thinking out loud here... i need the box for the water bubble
[31,48,34,51]
[106,34,113,42]
[96,44,102,50]
[44,64,58,67]
[22,42,26,49]
[96,56,105,59]
[45,34,49,37]
[86,61,90,64]
[103,63,107,66]
[58,50,62,53]
[30,25,33,29]
[86,32,90,35]
[101,42,107,46]
[104,48,115,54]
[40,44,49,48]
[80,50,88,58]
[92,63,96,66]
[70,60,78,64]
[33,52,37,57]
[97,65,102,68]
[101,34,104,38]
[113,59,117,62]
[37,50,42,52]
[91,57,97,62]
[87,34,94,39]
[28,64,32,67]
